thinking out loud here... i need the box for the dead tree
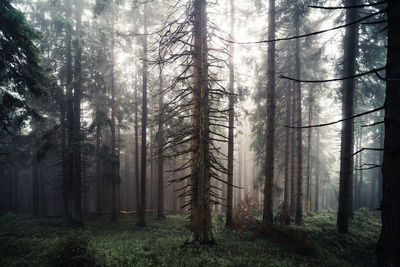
[156,0,233,244]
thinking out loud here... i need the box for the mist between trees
[1,0,399,265]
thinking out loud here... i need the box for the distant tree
[110,7,118,223]
[157,63,165,219]
[138,1,148,227]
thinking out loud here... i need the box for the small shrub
[46,230,95,267]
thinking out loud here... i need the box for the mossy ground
[0,209,380,266]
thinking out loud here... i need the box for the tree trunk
[134,73,140,212]
[357,129,363,208]
[290,83,296,213]
[138,2,148,226]
[96,120,102,213]
[294,14,303,226]
[282,87,291,224]
[378,122,383,205]
[306,87,313,215]
[337,0,358,233]
[32,154,39,216]
[65,0,73,222]
[188,0,213,244]
[60,87,68,214]
[314,117,320,212]
[377,1,400,264]
[71,0,83,225]
[226,0,235,229]
[157,64,165,218]
[110,14,118,222]
[263,0,276,226]
[354,127,359,210]
[370,152,378,210]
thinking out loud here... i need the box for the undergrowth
[0,209,380,266]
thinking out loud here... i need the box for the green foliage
[0,210,381,266]
[45,231,95,267]
[0,0,48,134]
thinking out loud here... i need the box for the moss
[0,210,380,266]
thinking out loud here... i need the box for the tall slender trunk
[157,65,165,218]
[96,120,102,213]
[314,117,320,212]
[32,153,39,216]
[134,73,140,211]
[282,88,290,224]
[263,0,276,226]
[290,83,296,213]
[189,0,213,243]
[150,128,154,210]
[370,152,378,210]
[71,0,83,225]
[357,129,363,208]
[337,0,358,233]
[294,14,303,226]
[138,2,148,226]
[378,121,383,204]
[65,0,73,222]
[306,87,313,215]
[354,127,359,210]
[60,88,68,214]
[226,0,235,229]
[377,2,400,264]
[117,121,121,212]
[110,14,118,222]
[172,158,177,210]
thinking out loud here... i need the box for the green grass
[0,209,380,266]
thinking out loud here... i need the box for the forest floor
[0,209,380,267]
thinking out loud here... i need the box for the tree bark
[357,129,363,208]
[225,0,235,229]
[134,73,140,212]
[337,0,358,233]
[306,87,313,215]
[71,0,83,225]
[263,0,276,226]
[32,154,39,216]
[65,0,73,222]
[96,119,102,213]
[290,83,296,213]
[370,152,377,210]
[314,116,320,212]
[157,64,165,218]
[294,13,303,226]
[282,87,291,224]
[377,1,400,264]
[138,2,148,226]
[354,127,359,210]
[110,13,118,222]
[378,122,383,205]
[188,0,213,244]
